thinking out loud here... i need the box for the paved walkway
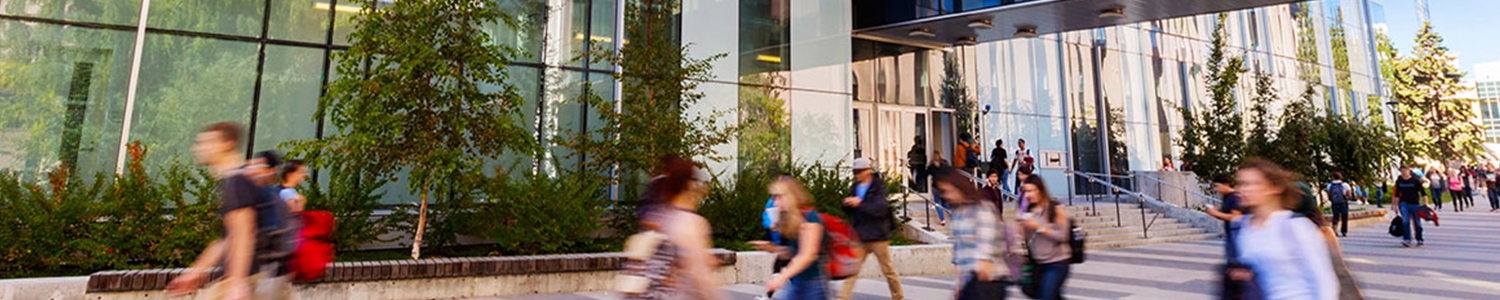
[483,210,1500,300]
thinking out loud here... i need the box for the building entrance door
[852,102,954,187]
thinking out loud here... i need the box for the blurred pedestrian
[1205,174,1244,257]
[1233,159,1337,300]
[1325,173,1352,237]
[929,151,951,226]
[981,171,1008,217]
[755,177,829,300]
[836,158,904,300]
[907,137,928,193]
[621,157,723,300]
[1019,176,1071,300]
[933,167,1015,299]
[167,122,291,300]
[1393,166,1427,247]
[957,134,980,175]
[1487,165,1499,212]
[279,160,308,213]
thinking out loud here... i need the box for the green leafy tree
[1387,23,1483,164]
[1178,13,1245,179]
[1323,116,1399,187]
[941,51,976,140]
[1246,71,1277,158]
[285,0,538,259]
[1268,82,1330,183]
[562,0,735,233]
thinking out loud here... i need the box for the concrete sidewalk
[479,209,1500,300]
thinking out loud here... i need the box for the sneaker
[1402,242,1412,248]
[1417,241,1426,247]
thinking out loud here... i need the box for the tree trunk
[411,186,429,260]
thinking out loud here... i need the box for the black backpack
[1327,182,1348,204]
[1068,219,1086,264]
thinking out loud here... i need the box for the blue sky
[1382,0,1500,74]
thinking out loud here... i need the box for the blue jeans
[999,168,1012,193]
[776,277,828,300]
[935,197,951,222]
[1430,189,1445,209]
[1037,262,1071,300]
[1400,203,1425,243]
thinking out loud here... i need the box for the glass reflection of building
[1,0,1390,201]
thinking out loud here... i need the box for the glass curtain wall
[0,0,618,204]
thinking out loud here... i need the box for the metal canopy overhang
[853,0,1305,49]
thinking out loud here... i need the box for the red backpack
[812,209,863,280]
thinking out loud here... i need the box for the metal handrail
[1069,170,1161,238]
[893,180,953,232]
[1134,172,1222,208]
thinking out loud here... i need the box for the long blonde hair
[772,178,814,236]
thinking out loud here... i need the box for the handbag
[958,272,1009,300]
[1388,216,1403,237]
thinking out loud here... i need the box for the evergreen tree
[1246,70,1277,158]
[1388,23,1483,163]
[1178,13,1245,179]
[1270,82,1330,183]
[942,51,976,140]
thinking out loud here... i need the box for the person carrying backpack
[835,158,904,300]
[754,177,830,300]
[168,122,292,300]
[989,140,1010,193]
[934,168,1017,299]
[956,134,981,175]
[1019,176,1072,300]
[1325,173,1353,238]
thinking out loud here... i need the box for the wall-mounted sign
[1039,150,1067,169]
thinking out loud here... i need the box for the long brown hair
[933,167,982,202]
[1023,176,1057,218]
[1240,158,1304,210]
[771,177,814,236]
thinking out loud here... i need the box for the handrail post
[1113,189,1122,227]
[1140,194,1150,238]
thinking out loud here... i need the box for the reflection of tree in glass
[738,73,791,171]
[1178,13,1245,180]
[0,20,133,177]
[1329,9,1355,112]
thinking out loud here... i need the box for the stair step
[1080,223,1195,235]
[1085,228,1211,243]
[1086,233,1221,250]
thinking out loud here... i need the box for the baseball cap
[851,158,873,171]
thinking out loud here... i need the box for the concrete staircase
[898,195,1220,250]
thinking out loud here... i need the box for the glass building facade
[0,0,1389,200]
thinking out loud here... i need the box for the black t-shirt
[990,147,1008,170]
[1394,176,1426,205]
[1219,192,1242,232]
[218,173,261,218]
[217,172,294,272]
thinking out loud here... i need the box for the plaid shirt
[950,201,1008,279]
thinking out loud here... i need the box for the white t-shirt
[1235,211,1337,300]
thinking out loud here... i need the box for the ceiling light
[908,28,936,38]
[955,36,977,46]
[1014,27,1038,38]
[967,20,994,30]
[1099,7,1125,19]
[756,55,782,63]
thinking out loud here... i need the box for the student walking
[1232,159,1337,300]
[907,137,928,193]
[929,151,952,225]
[989,140,1010,193]
[621,157,723,300]
[1446,170,1463,212]
[1019,176,1071,300]
[1205,174,1244,257]
[1427,168,1446,211]
[1325,173,1353,237]
[756,178,830,300]
[1488,166,1500,212]
[1010,139,1033,190]
[167,122,292,300]
[836,158,904,300]
[934,168,1015,300]
[1394,166,1428,247]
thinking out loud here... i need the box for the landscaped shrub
[0,142,218,278]
[697,161,911,251]
[463,169,612,255]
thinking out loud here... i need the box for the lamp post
[980,104,992,165]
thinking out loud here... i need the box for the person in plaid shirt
[933,168,1016,299]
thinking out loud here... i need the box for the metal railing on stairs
[1068,170,1163,239]
[894,180,952,232]
[1133,172,1223,209]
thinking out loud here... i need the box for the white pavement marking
[1418,270,1500,293]
[1343,257,1378,265]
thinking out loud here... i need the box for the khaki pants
[837,241,904,300]
[196,273,292,300]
